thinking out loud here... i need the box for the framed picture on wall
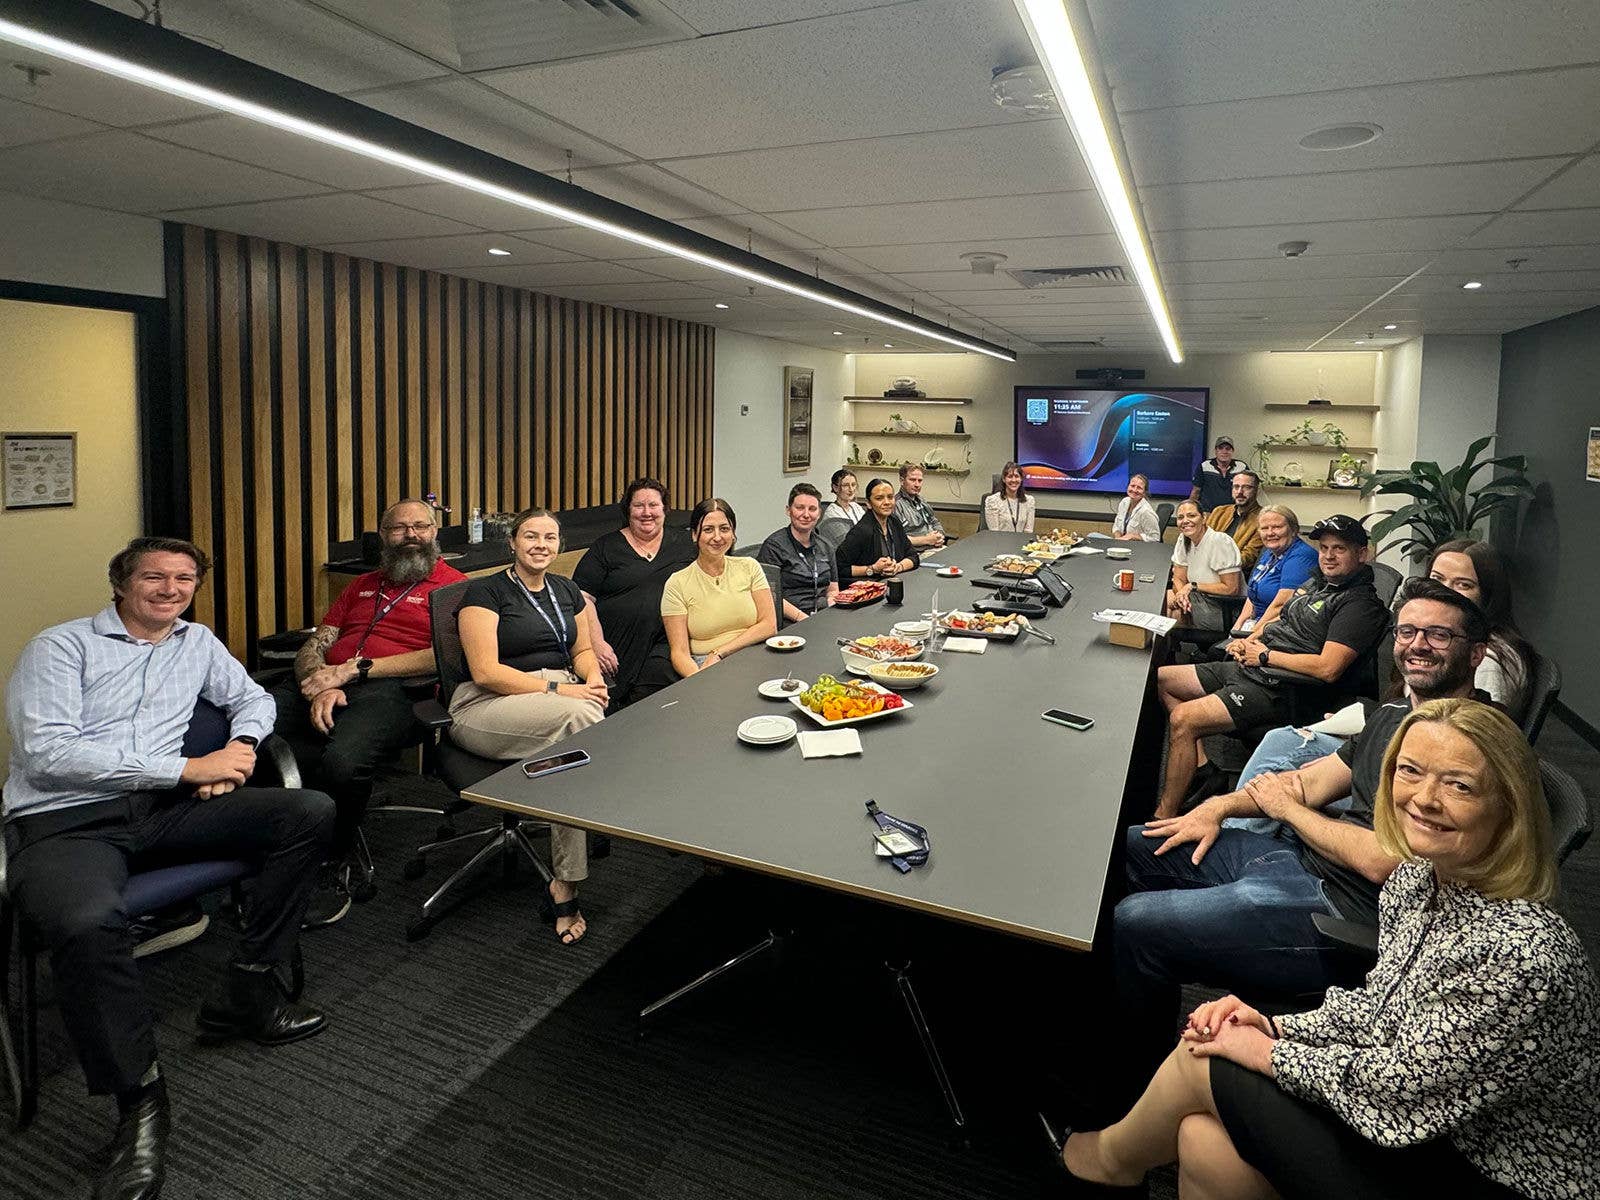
[1587,426,1600,483]
[3,431,76,510]
[783,366,814,473]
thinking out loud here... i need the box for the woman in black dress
[833,477,918,581]
[572,478,695,710]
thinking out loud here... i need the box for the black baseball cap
[1309,514,1370,547]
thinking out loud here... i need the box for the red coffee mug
[1115,569,1135,592]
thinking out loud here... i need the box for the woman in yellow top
[661,498,777,678]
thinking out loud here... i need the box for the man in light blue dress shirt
[4,536,334,1200]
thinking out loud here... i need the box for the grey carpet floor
[4,715,1597,1200]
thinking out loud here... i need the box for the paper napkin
[942,636,987,653]
[798,728,864,758]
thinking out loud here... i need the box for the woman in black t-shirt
[452,508,609,945]
[834,478,919,581]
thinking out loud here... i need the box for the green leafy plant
[1361,436,1535,559]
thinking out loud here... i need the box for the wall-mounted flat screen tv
[1013,385,1210,497]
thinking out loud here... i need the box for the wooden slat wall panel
[171,223,712,661]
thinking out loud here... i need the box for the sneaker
[301,861,352,929]
[130,903,210,960]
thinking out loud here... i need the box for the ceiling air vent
[1006,265,1129,289]
[1034,339,1106,350]
[445,0,696,69]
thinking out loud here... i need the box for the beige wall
[0,299,142,771]
[849,349,1381,529]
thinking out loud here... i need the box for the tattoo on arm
[294,626,340,681]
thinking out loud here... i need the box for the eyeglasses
[1393,624,1468,650]
[382,522,434,534]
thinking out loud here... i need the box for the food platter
[986,556,1042,578]
[789,676,913,727]
[840,635,924,672]
[866,661,940,690]
[938,609,1022,640]
[833,580,888,609]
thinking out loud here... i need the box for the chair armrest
[258,734,303,790]
[1259,664,1325,687]
[1311,913,1379,955]
[0,827,9,902]
[398,674,437,698]
[250,666,294,690]
[413,698,453,730]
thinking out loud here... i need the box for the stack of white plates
[892,619,932,639]
[1106,547,1133,560]
[736,714,798,746]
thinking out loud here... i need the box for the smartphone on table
[521,749,591,779]
[1041,709,1094,731]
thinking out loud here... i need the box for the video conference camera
[1073,367,1147,384]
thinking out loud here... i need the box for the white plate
[935,566,963,578]
[788,682,913,727]
[765,634,807,651]
[892,620,932,638]
[1105,548,1133,560]
[844,661,872,676]
[737,714,798,745]
[758,677,809,699]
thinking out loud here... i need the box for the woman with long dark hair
[1423,539,1532,720]
[983,461,1035,532]
[834,477,919,580]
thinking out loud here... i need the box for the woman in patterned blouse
[1045,698,1598,1200]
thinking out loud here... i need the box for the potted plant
[1328,452,1365,488]
[1361,435,1536,559]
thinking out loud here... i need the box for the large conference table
[464,530,1172,952]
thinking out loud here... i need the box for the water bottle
[468,507,483,544]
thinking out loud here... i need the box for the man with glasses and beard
[273,498,466,925]
[1110,579,1496,1089]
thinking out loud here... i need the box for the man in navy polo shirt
[1190,434,1248,514]
[273,498,465,925]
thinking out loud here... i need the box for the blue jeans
[1113,824,1346,1034]
[1223,726,1346,834]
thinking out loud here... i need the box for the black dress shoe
[1037,1113,1147,1197]
[96,1087,169,1200]
[196,964,326,1045]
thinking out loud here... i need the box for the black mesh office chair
[403,581,555,941]
[816,516,854,549]
[1155,502,1175,537]
[1311,758,1594,957]
[1520,646,1561,744]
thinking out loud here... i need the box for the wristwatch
[546,679,560,693]
[232,735,259,748]
[1258,648,1271,668]
[355,656,374,683]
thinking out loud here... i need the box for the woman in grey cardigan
[1045,697,1598,1199]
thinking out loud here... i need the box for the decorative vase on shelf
[867,447,884,466]
[954,415,965,434]
[1284,461,1304,486]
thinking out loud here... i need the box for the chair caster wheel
[350,876,378,903]
[435,824,456,842]
[405,917,434,942]
[402,858,426,881]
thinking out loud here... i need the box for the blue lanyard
[507,569,571,664]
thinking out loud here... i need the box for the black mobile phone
[1041,709,1094,731]
[521,749,591,779]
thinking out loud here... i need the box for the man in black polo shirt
[1190,434,1247,513]
[1152,514,1388,817]
[756,482,839,622]
[1113,580,1492,1079]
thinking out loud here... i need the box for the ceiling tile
[165,193,477,243]
[773,191,1111,247]
[844,234,1126,275]
[447,260,673,288]
[1466,209,1600,247]
[663,120,1090,212]
[477,0,1037,158]
[567,163,747,219]
[1516,153,1600,211]
[362,182,562,231]
[1154,216,1482,261]
[146,115,422,190]
[0,54,209,126]
[0,97,102,148]
[0,131,329,212]
[658,1,934,37]
[314,232,586,271]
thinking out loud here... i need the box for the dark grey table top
[463,531,1172,950]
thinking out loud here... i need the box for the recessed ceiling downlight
[1297,123,1383,152]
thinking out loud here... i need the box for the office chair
[402,581,556,942]
[816,516,854,549]
[1311,758,1594,958]
[1,699,305,1130]
[1521,645,1561,744]
[1155,502,1175,537]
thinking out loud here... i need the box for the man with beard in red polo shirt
[273,498,465,925]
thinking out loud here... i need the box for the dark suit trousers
[272,678,421,855]
[6,786,333,1095]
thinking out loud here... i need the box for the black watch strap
[232,735,259,748]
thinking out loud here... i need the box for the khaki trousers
[447,671,603,881]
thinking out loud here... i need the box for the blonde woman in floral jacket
[1043,698,1598,1200]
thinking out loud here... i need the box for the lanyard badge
[865,799,930,872]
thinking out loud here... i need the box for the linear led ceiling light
[1010,0,1183,363]
[0,0,1015,361]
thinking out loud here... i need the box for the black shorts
[1193,660,1284,730]
[1210,1058,1522,1200]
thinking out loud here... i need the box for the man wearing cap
[1150,513,1389,818]
[1205,468,1264,572]
[1190,435,1247,514]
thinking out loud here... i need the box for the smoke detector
[960,251,1009,275]
[990,65,1061,116]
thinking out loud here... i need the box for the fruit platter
[833,580,888,609]
[1023,531,1080,554]
[938,609,1023,640]
[986,555,1042,578]
[790,674,912,726]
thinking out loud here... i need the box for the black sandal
[539,883,586,945]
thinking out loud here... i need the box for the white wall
[711,330,852,540]
[850,349,1381,528]
[0,191,165,297]
[1414,334,1502,469]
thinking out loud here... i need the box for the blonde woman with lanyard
[451,508,609,944]
[983,461,1036,532]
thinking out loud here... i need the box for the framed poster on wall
[3,431,77,510]
[784,366,814,473]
